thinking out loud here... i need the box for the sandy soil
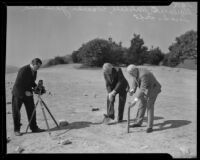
[5,64,197,158]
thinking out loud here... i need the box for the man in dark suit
[102,63,129,124]
[12,58,45,136]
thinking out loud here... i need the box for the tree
[162,53,170,66]
[126,34,148,65]
[77,38,111,66]
[167,53,180,67]
[168,30,197,65]
[147,47,165,65]
[71,38,126,67]
[72,50,80,63]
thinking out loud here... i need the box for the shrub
[167,54,180,67]
[72,38,126,67]
[147,47,165,65]
[72,50,80,63]
[126,33,148,65]
[162,53,170,66]
[168,30,197,66]
[54,56,65,64]
[42,55,71,67]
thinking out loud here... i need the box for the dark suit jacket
[104,67,129,94]
[12,64,37,99]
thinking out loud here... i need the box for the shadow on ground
[153,120,191,132]
[21,121,102,135]
[23,117,187,135]
[143,116,164,121]
[49,121,102,132]
[108,116,164,125]
[126,119,191,133]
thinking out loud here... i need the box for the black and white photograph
[4,2,197,158]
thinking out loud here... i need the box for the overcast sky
[6,2,197,67]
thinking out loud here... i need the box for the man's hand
[108,93,113,101]
[128,97,139,108]
[129,88,135,96]
[33,86,38,90]
[108,90,116,101]
[25,91,33,96]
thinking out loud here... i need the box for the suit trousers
[107,91,127,120]
[135,94,159,128]
[12,95,38,132]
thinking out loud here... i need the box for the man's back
[104,67,128,93]
[137,68,161,98]
[12,65,37,98]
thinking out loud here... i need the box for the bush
[168,30,197,66]
[79,39,109,66]
[167,55,180,67]
[42,55,71,68]
[162,53,170,66]
[71,38,126,67]
[72,51,80,63]
[54,56,66,64]
[147,47,164,65]
[63,55,72,63]
[126,34,148,65]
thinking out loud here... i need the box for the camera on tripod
[34,80,46,95]
[26,80,59,135]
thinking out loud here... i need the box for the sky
[6,2,197,67]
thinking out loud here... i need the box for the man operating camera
[12,58,45,136]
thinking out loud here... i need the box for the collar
[29,64,35,73]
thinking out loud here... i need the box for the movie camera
[34,80,46,95]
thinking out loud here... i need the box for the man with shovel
[102,63,129,125]
[127,64,161,133]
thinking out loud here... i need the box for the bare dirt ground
[5,64,197,158]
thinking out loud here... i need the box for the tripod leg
[25,100,39,133]
[41,100,59,128]
[40,103,51,135]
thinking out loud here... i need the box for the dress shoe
[102,115,108,123]
[130,123,141,127]
[31,128,46,133]
[103,114,109,118]
[107,119,117,125]
[14,131,22,136]
[103,117,112,124]
[117,119,123,123]
[104,114,114,119]
[146,128,153,133]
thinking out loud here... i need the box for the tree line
[43,30,197,68]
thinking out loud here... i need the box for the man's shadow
[152,120,191,132]
[142,116,164,122]
[22,121,102,135]
[128,116,191,131]
[108,116,164,125]
[44,121,103,135]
